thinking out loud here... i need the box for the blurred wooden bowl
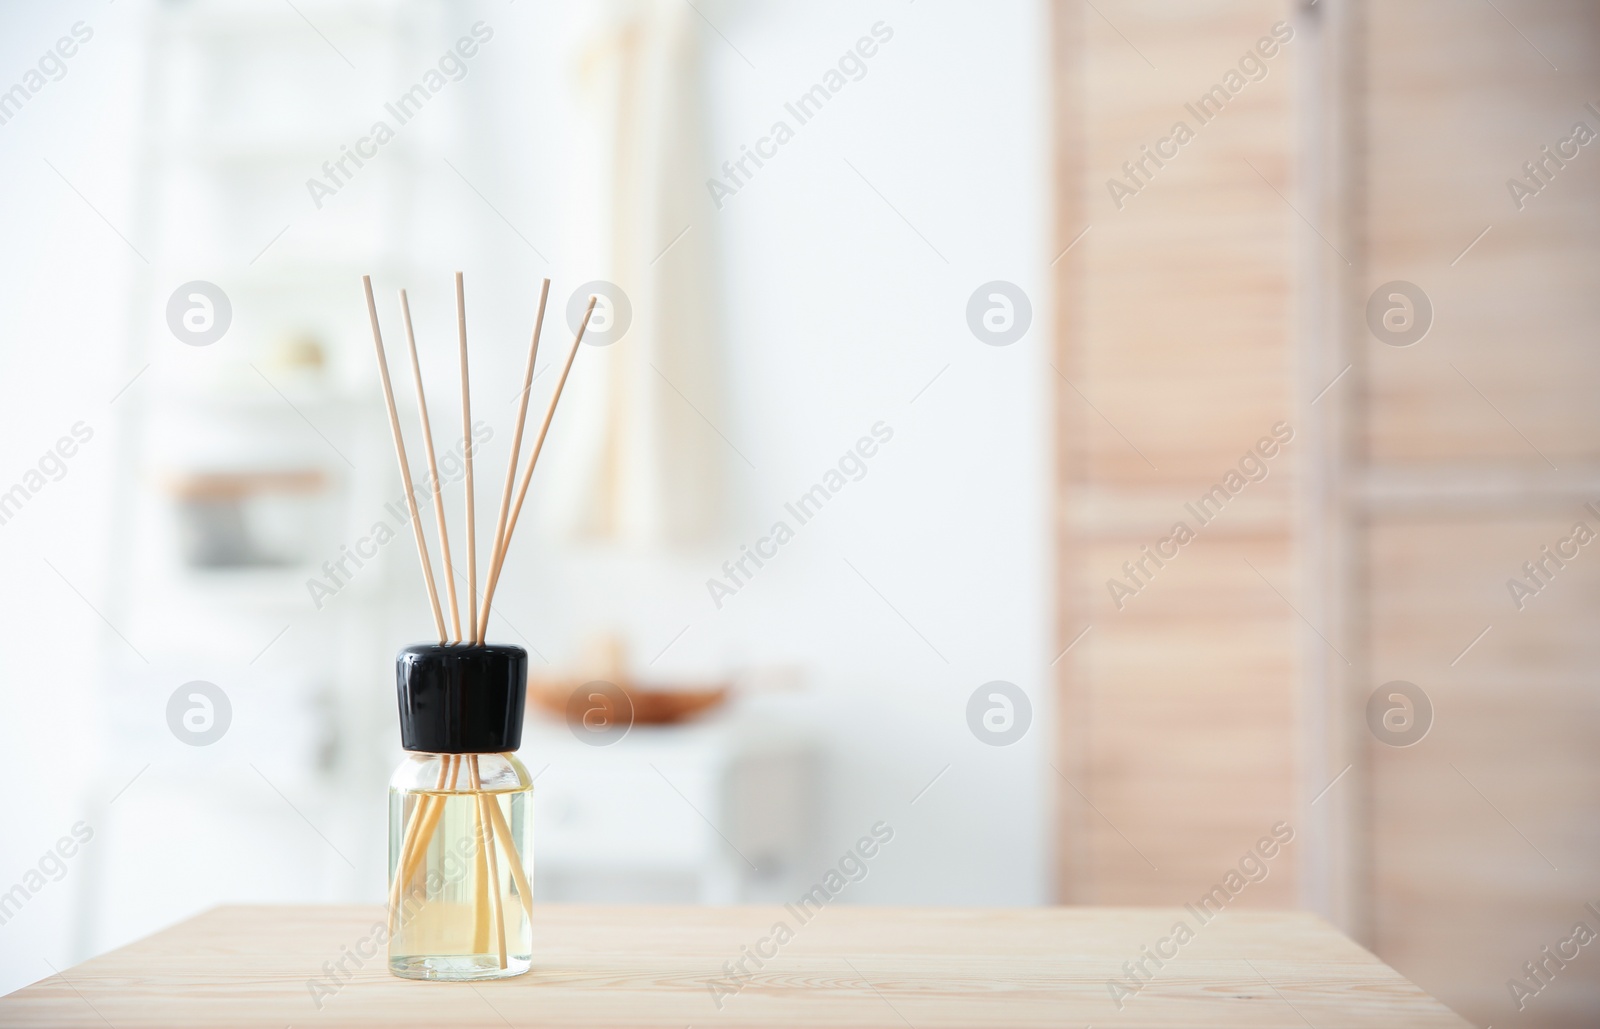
[527,679,728,727]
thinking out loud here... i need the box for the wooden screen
[1051,0,1302,906]
[1053,1,1600,1025]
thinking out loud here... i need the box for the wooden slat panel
[1366,516,1600,1027]
[1363,0,1600,466]
[1360,4,1600,1026]
[1057,3,1600,1025]
[1083,534,1299,903]
[1054,0,1302,906]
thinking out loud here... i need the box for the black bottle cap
[396,643,528,754]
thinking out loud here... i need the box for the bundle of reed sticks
[361,272,596,967]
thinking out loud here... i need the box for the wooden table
[0,905,1470,1027]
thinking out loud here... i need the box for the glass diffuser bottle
[388,643,534,980]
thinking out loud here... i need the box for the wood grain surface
[1049,0,1304,912]
[0,904,1472,1027]
[1357,1,1600,1025]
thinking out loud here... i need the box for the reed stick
[484,778,535,925]
[456,272,478,646]
[387,755,451,931]
[362,276,448,643]
[400,289,462,642]
[478,279,551,643]
[470,783,490,954]
[469,756,508,968]
[396,755,460,906]
[477,295,596,625]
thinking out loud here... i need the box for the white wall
[697,0,1057,905]
[0,0,1051,994]
[0,0,147,991]
[481,0,1055,907]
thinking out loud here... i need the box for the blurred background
[0,0,1593,1026]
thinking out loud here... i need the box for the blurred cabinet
[526,713,816,905]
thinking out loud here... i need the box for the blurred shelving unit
[72,0,828,954]
[81,0,450,956]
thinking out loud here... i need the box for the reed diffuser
[361,272,595,980]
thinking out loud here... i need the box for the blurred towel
[542,0,723,547]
